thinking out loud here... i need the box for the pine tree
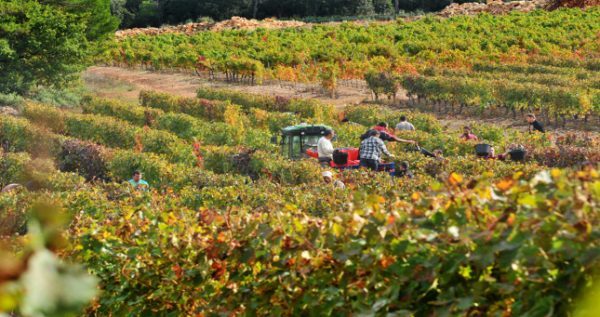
[356,0,375,15]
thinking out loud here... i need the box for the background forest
[110,0,485,27]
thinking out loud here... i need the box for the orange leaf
[448,172,463,186]
[380,255,396,269]
[496,179,514,192]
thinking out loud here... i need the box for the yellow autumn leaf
[332,223,344,237]
[411,192,421,201]
[448,172,463,186]
[513,171,524,180]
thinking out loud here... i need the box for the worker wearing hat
[322,171,345,189]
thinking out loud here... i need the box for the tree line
[0,0,117,95]
[110,0,484,28]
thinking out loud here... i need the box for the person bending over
[359,130,395,171]
[370,122,416,145]
[394,161,414,179]
[322,171,345,189]
[526,114,545,133]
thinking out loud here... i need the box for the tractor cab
[278,124,332,160]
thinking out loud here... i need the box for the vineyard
[1,2,600,316]
[99,8,600,122]
[1,86,599,315]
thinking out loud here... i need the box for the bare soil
[83,66,371,108]
[83,66,597,134]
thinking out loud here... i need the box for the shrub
[139,127,196,165]
[287,98,336,124]
[197,87,280,112]
[192,170,250,190]
[155,113,199,140]
[82,96,163,127]
[249,151,322,185]
[0,191,29,237]
[140,90,227,121]
[58,139,109,182]
[0,151,80,191]
[69,169,600,316]
[0,115,62,156]
[531,146,600,167]
[22,102,66,132]
[65,114,136,149]
[106,150,195,189]
[0,152,31,187]
[0,92,25,110]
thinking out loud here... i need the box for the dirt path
[83,66,371,108]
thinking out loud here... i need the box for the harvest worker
[359,130,395,171]
[460,126,479,141]
[322,171,345,189]
[497,144,526,162]
[394,161,414,179]
[317,129,335,166]
[476,145,496,160]
[367,122,416,145]
[129,170,149,191]
[341,118,361,126]
[526,114,545,133]
[395,115,415,131]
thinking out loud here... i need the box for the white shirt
[395,121,415,131]
[333,180,345,189]
[317,137,334,159]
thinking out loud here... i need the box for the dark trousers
[318,157,332,167]
[360,158,379,171]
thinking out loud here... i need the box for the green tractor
[275,124,333,160]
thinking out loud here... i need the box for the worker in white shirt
[317,129,335,166]
[395,115,415,131]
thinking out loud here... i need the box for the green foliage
[0,189,29,236]
[0,0,117,95]
[23,103,196,165]
[106,150,194,188]
[0,0,88,94]
[196,87,336,123]
[1,88,599,316]
[365,70,401,101]
[105,8,600,116]
[0,93,25,110]
[140,90,228,121]
[82,95,163,126]
[41,0,119,41]
[0,203,98,316]
[61,168,600,316]
[28,86,87,108]
[0,115,63,156]
[344,104,442,134]
[0,152,32,187]
[112,0,458,27]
